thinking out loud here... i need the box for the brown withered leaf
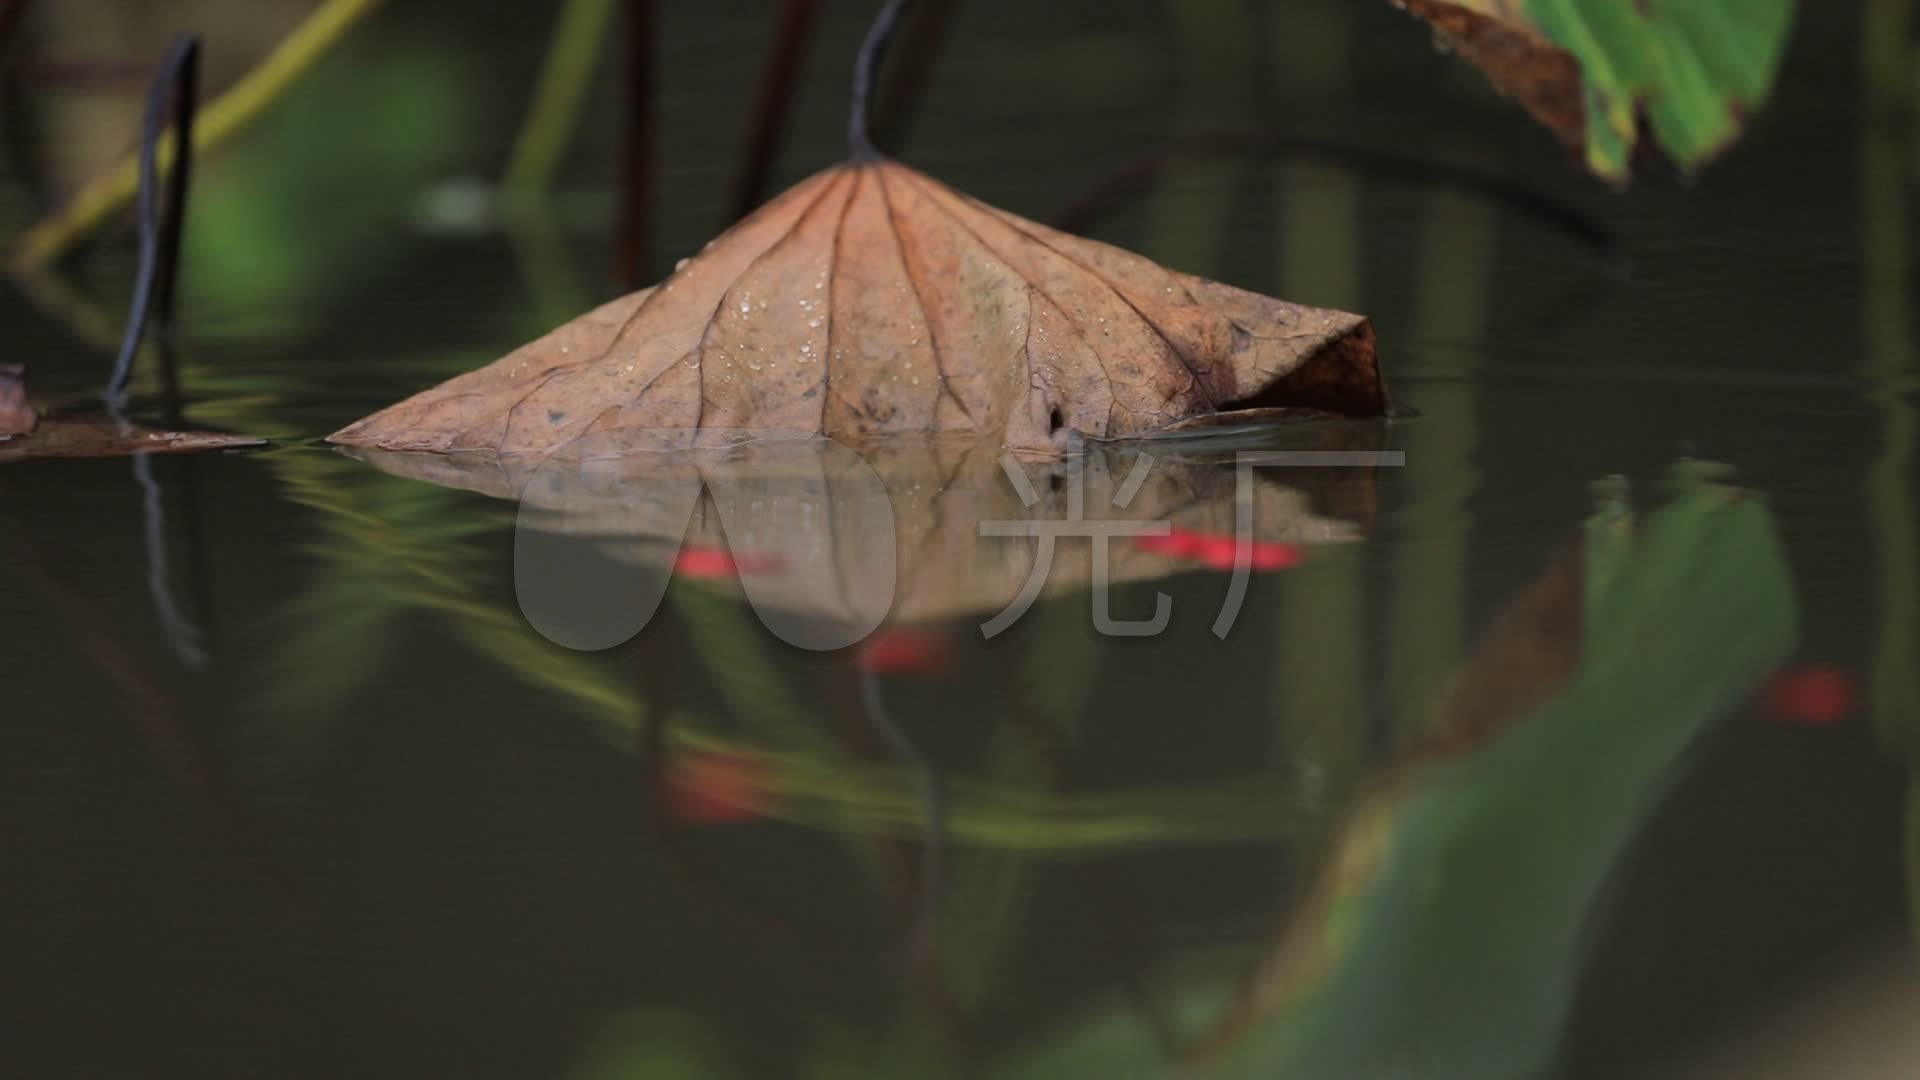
[0,412,265,463]
[1,367,261,459]
[1397,0,1586,159]
[331,160,1386,457]
[1,365,36,438]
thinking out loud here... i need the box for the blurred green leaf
[573,1010,724,1080]
[185,43,472,336]
[1403,0,1795,181]
[1019,465,1797,1077]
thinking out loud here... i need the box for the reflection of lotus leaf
[342,429,1383,629]
[1013,467,1798,1080]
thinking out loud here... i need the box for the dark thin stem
[1052,130,1622,263]
[858,668,946,943]
[729,0,820,221]
[106,34,198,411]
[151,53,197,342]
[134,452,206,667]
[614,0,653,290]
[848,0,910,161]
[0,0,29,63]
[151,42,198,419]
[97,38,207,672]
[864,0,951,154]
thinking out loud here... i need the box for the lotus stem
[848,0,910,160]
[106,34,198,410]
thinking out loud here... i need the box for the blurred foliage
[1017,462,1797,1077]
[226,416,1801,1077]
[254,446,1324,850]
[1407,0,1796,182]
[181,44,469,337]
[26,0,318,186]
[572,1010,729,1080]
[0,2,1896,1077]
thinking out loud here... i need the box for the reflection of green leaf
[804,1023,949,1080]
[670,585,812,739]
[1016,596,1103,731]
[669,725,1310,853]
[177,349,501,442]
[935,597,1105,1006]
[1006,983,1235,1080]
[1021,468,1797,1078]
[244,447,644,782]
[263,443,1310,854]
[1219,470,1794,1078]
[573,1010,723,1080]
[244,448,487,778]
[248,583,404,774]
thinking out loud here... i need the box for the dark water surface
[3,2,1917,1077]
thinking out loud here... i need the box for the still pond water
[3,1,1917,1076]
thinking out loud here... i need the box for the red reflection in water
[672,546,783,578]
[665,752,774,823]
[1761,664,1857,726]
[856,628,953,675]
[1132,529,1207,559]
[1132,527,1305,572]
